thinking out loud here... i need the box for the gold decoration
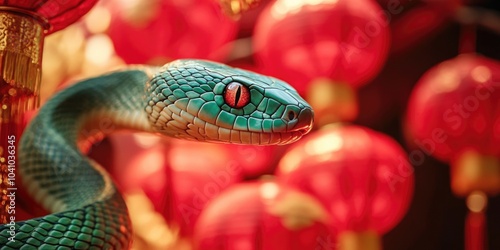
[466,191,487,213]
[0,8,47,123]
[0,8,48,224]
[306,78,358,128]
[451,150,500,197]
[267,190,329,230]
[218,0,262,18]
[338,230,381,250]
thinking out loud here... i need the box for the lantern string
[459,23,476,54]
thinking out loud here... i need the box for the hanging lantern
[405,54,500,196]
[253,0,390,93]
[107,0,237,65]
[277,125,414,250]
[193,181,335,250]
[0,0,98,223]
[405,54,500,250]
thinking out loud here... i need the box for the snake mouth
[296,127,312,135]
[268,131,306,145]
[183,129,306,146]
[221,130,307,145]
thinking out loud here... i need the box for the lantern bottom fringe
[338,230,382,250]
[451,150,500,197]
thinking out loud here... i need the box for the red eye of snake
[223,82,250,109]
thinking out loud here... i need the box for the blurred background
[19,0,500,249]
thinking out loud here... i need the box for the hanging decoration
[0,0,98,224]
[405,53,500,250]
[277,125,414,250]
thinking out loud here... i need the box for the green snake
[0,60,313,249]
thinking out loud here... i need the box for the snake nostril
[291,108,313,133]
[287,110,297,121]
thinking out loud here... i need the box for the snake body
[0,60,313,249]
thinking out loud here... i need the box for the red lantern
[0,0,98,223]
[405,54,500,250]
[405,54,500,164]
[405,54,500,196]
[253,0,390,96]
[194,181,335,250]
[277,125,414,249]
[107,0,237,64]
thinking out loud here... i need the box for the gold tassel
[0,8,48,224]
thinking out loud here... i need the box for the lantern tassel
[465,191,488,250]
[0,8,47,223]
[465,210,486,250]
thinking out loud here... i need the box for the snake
[0,60,313,249]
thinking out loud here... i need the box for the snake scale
[0,60,313,249]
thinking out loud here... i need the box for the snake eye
[223,82,250,109]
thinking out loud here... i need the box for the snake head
[145,59,313,145]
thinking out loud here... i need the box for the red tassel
[465,210,486,250]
